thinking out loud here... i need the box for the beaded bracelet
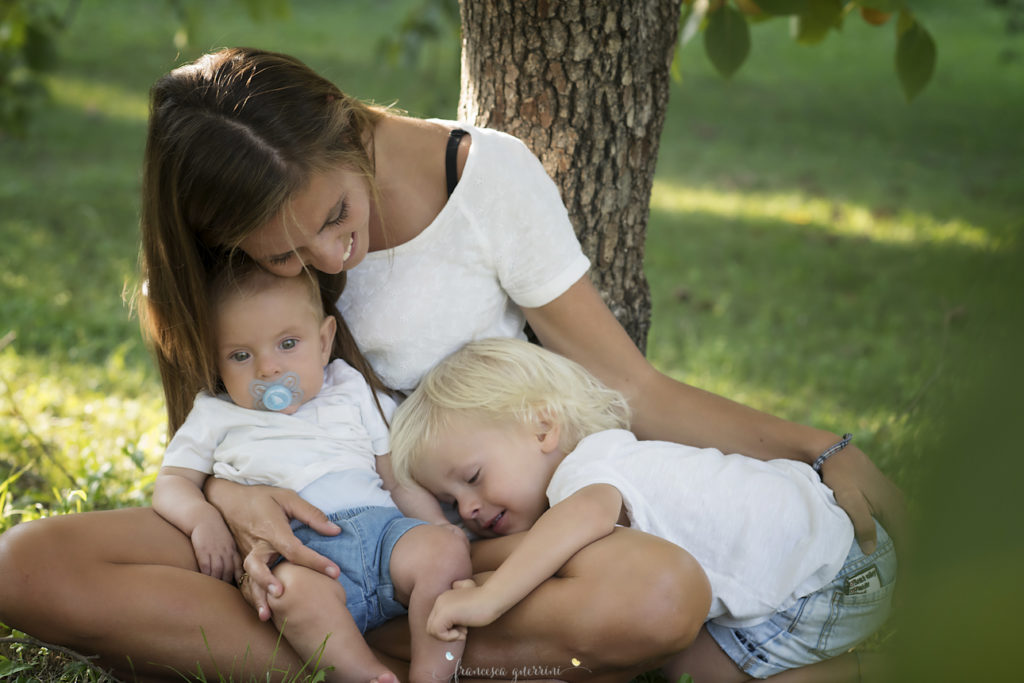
[812,433,853,476]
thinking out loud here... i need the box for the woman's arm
[427,484,622,640]
[203,477,342,620]
[524,277,906,553]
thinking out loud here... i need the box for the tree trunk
[458,0,682,352]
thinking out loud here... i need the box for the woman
[0,48,903,682]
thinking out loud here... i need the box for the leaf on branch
[791,0,843,45]
[895,13,936,101]
[704,5,751,79]
[753,0,811,15]
[859,0,905,12]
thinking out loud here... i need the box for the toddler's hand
[191,517,241,583]
[426,581,498,641]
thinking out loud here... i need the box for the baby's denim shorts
[706,521,897,679]
[288,505,427,633]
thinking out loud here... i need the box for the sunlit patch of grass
[0,347,164,529]
[45,75,150,122]
[650,181,1005,252]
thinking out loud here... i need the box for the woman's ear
[320,315,337,365]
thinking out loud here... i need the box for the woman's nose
[309,235,346,274]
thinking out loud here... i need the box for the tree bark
[458,0,682,352]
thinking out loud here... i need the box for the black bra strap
[446,128,469,197]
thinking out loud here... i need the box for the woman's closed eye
[268,252,293,267]
[325,200,349,228]
[466,468,480,485]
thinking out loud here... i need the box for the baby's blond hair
[390,338,630,484]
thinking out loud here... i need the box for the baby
[389,338,897,682]
[153,260,469,683]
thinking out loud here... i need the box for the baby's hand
[426,580,498,641]
[191,516,242,583]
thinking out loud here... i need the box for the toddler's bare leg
[388,524,472,683]
[270,562,396,683]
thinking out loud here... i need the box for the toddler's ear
[535,416,561,454]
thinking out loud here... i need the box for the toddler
[153,260,469,683]
[389,338,897,682]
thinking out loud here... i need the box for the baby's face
[412,416,560,538]
[215,276,334,414]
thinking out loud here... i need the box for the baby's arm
[427,483,623,640]
[377,453,450,525]
[153,466,241,582]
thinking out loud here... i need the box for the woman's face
[240,165,372,277]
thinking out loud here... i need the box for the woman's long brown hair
[138,47,390,434]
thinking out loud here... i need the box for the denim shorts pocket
[814,575,896,657]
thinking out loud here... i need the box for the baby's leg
[270,562,397,683]
[388,524,472,683]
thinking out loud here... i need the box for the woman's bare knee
[559,529,710,665]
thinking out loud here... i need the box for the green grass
[1,0,1021,680]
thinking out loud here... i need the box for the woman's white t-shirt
[339,121,590,392]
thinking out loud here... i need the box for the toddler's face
[413,416,561,538]
[215,276,335,414]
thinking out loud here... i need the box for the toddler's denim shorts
[288,505,427,633]
[707,521,897,679]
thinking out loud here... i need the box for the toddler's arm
[153,466,241,582]
[377,453,450,525]
[427,483,623,640]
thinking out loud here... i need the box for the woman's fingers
[832,487,877,554]
[240,543,279,621]
[276,490,341,538]
[823,445,908,556]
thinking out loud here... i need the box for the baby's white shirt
[163,359,397,511]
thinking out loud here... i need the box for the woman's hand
[821,445,907,555]
[204,479,341,620]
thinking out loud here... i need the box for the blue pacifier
[249,372,304,412]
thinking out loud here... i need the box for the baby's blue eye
[281,338,298,350]
[229,351,250,363]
